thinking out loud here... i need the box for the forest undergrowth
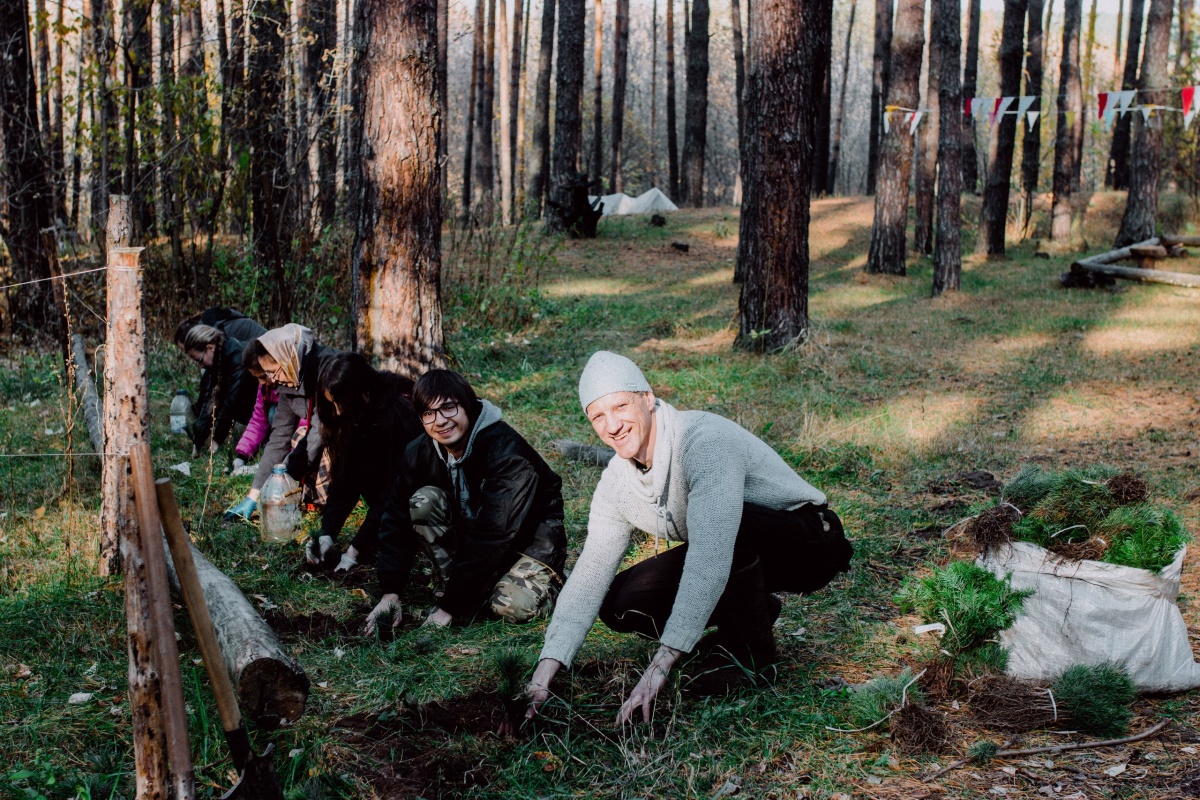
[2,193,1200,799]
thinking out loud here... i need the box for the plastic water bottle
[169,389,195,435]
[260,465,302,543]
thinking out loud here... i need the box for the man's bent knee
[491,556,559,623]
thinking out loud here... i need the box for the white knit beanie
[578,351,652,411]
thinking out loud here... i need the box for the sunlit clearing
[544,277,636,297]
[794,392,983,455]
[811,283,898,314]
[1021,382,1193,442]
[956,333,1058,377]
[1081,293,1200,356]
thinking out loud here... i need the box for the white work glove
[305,535,336,565]
[364,594,402,635]
[334,545,359,573]
[231,460,256,477]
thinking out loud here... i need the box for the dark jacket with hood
[192,309,265,438]
[376,400,568,618]
[192,335,260,449]
[251,341,341,491]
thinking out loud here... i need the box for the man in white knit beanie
[527,351,852,724]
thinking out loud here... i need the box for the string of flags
[884,85,1199,134]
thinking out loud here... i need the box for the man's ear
[643,391,657,409]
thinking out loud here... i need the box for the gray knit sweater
[539,399,826,666]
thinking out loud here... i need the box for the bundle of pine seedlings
[843,669,949,753]
[969,663,1136,736]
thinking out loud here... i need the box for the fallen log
[552,439,615,467]
[1069,261,1200,288]
[1128,244,1169,269]
[156,488,309,730]
[69,334,104,454]
[1162,234,1200,248]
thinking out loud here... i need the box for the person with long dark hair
[315,353,424,571]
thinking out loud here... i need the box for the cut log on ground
[1162,234,1200,248]
[69,334,104,455]
[552,439,615,467]
[1067,261,1200,289]
[162,538,309,729]
[1128,244,1168,269]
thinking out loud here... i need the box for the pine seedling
[1003,464,1056,512]
[1013,467,1120,546]
[1051,663,1136,737]
[1098,504,1190,572]
[967,739,1000,763]
[490,647,534,731]
[848,668,924,727]
[897,562,1032,654]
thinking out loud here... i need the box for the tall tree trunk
[1083,0,1098,99]
[160,0,184,274]
[730,0,746,155]
[976,0,1028,256]
[932,0,962,295]
[463,0,484,219]
[439,0,449,207]
[680,0,709,205]
[650,0,658,188]
[51,0,66,224]
[248,0,293,323]
[811,0,834,195]
[828,0,856,193]
[609,0,630,192]
[1113,0,1126,78]
[546,0,587,232]
[1114,0,1173,246]
[69,23,87,231]
[91,0,119,238]
[1051,0,1083,242]
[476,0,497,219]
[1107,0,1146,188]
[1021,0,1045,238]
[300,0,338,227]
[33,0,55,217]
[511,0,526,204]
[591,0,604,189]
[913,8,941,255]
[961,0,982,193]
[867,0,893,193]
[525,0,556,216]
[516,0,531,207]
[499,0,513,223]
[1177,0,1192,72]
[736,0,831,349]
[353,0,445,373]
[666,0,679,198]
[0,0,59,330]
[866,0,924,273]
[123,0,152,234]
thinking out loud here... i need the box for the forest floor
[3,193,1200,799]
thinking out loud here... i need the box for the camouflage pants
[409,486,560,623]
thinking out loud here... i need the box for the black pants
[598,503,852,640]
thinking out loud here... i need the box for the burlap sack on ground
[978,541,1200,692]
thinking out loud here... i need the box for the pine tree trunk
[33,0,56,217]
[511,0,526,204]
[1021,0,1044,238]
[123,0,152,234]
[546,0,587,232]
[680,0,709,206]
[463,0,484,220]
[650,0,659,188]
[0,0,59,329]
[736,0,831,350]
[499,0,513,224]
[591,0,604,190]
[866,0,893,193]
[69,24,86,231]
[828,0,856,193]
[976,0,1028,256]
[1177,0,1192,71]
[932,0,962,295]
[1113,0,1125,77]
[1051,0,1083,242]
[51,0,65,224]
[476,0,498,219]
[913,10,941,255]
[352,0,446,373]
[91,0,119,239]
[249,0,293,323]
[300,0,338,227]
[609,0,630,192]
[1083,0,1097,99]
[866,0,924,274]
[731,0,746,154]
[525,0,556,216]
[666,0,680,198]
[439,0,449,206]
[961,0,982,193]
[1107,0,1145,189]
[1114,0,1173,246]
[159,0,184,274]
[810,1,833,195]
[516,0,532,207]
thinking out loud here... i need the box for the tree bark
[976,0,1028,256]
[736,0,830,349]
[609,0,630,192]
[867,0,893,194]
[123,0,152,235]
[0,0,59,330]
[731,0,746,157]
[1021,0,1045,238]
[1107,0,1145,189]
[1114,0,1173,246]
[70,334,105,455]
[499,0,513,223]
[159,0,184,275]
[32,0,56,217]
[650,0,659,189]
[511,0,526,205]
[680,0,709,206]
[353,0,446,373]
[666,0,680,198]
[475,0,497,219]
[1051,0,1083,242]
[866,0,924,274]
[91,0,120,239]
[1113,0,1125,78]
[69,23,86,231]
[1177,0,1192,72]
[811,0,834,195]
[51,0,66,224]
[913,6,941,255]
[248,0,293,323]
[961,0,982,193]
[828,0,856,193]
[591,0,604,190]
[463,0,484,220]
[299,0,338,227]
[525,0,556,216]
[546,0,587,232]
[932,0,962,295]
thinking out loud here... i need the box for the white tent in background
[588,188,679,216]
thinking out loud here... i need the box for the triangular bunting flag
[1103,107,1117,131]
[883,111,891,134]
[1017,95,1036,117]
[1183,86,1195,117]
[909,111,924,135]
[1185,109,1198,130]
[1097,91,1110,119]
[972,97,988,120]
[1118,90,1136,113]
[964,97,973,116]
[1141,105,1153,122]
[1026,111,1040,131]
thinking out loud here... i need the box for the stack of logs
[1065,235,1200,288]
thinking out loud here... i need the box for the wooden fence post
[98,195,170,800]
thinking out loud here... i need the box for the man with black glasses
[364,370,568,633]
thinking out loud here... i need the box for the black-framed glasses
[421,401,461,424]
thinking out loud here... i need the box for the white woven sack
[978,541,1200,693]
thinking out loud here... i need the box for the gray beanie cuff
[578,351,652,411]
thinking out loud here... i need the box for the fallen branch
[70,334,104,455]
[921,718,1170,782]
